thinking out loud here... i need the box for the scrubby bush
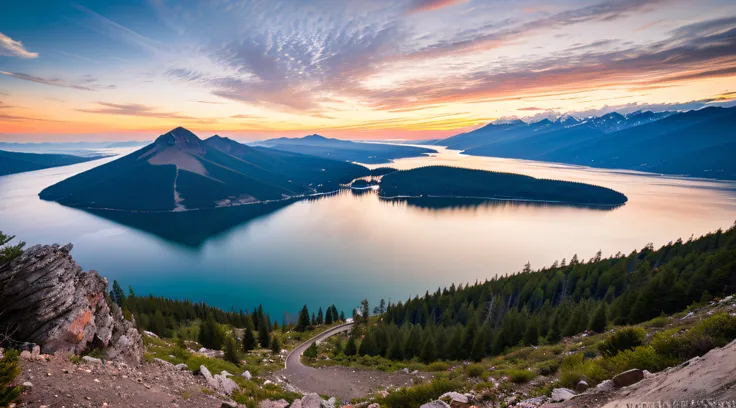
[427,361,450,372]
[598,327,646,357]
[537,360,560,376]
[379,378,461,408]
[601,346,674,374]
[652,313,736,360]
[508,369,536,383]
[0,349,22,406]
[466,363,485,378]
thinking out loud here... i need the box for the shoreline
[377,193,627,208]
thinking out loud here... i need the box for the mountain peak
[155,127,202,150]
[303,134,328,140]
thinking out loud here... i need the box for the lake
[2,145,735,321]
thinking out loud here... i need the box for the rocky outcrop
[200,365,239,395]
[0,244,143,364]
[612,368,644,387]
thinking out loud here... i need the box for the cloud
[0,71,95,91]
[193,100,226,105]
[408,0,467,13]
[0,32,38,58]
[0,113,64,122]
[76,102,196,119]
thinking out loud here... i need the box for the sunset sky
[0,0,735,141]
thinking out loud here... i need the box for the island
[0,149,107,176]
[378,165,628,206]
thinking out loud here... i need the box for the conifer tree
[325,306,334,324]
[388,339,404,360]
[0,231,24,264]
[339,311,346,321]
[0,350,21,406]
[242,323,257,352]
[420,335,437,363]
[258,320,270,348]
[224,335,240,365]
[589,303,607,333]
[344,336,357,356]
[311,312,316,326]
[317,307,324,325]
[304,342,318,358]
[297,305,310,332]
[270,335,281,355]
[523,319,540,346]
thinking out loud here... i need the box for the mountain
[257,134,435,164]
[440,107,736,179]
[39,127,369,212]
[0,149,107,176]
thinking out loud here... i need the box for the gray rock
[153,358,174,368]
[0,244,143,365]
[200,365,240,395]
[367,404,380,408]
[613,369,644,387]
[241,370,252,380]
[22,382,33,388]
[420,402,450,408]
[325,397,336,408]
[301,393,323,408]
[596,379,616,392]
[551,388,576,402]
[174,363,189,371]
[82,356,103,365]
[19,350,32,360]
[439,392,469,408]
[576,380,589,392]
[291,399,302,408]
[259,399,289,408]
[221,402,238,408]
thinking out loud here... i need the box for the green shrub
[508,369,536,383]
[598,327,646,357]
[0,349,22,406]
[644,316,669,328]
[537,360,560,376]
[427,361,450,372]
[466,364,485,378]
[652,313,736,360]
[602,346,674,374]
[379,378,461,408]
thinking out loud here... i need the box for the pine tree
[270,335,281,355]
[359,332,377,356]
[0,350,21,406]
[199,315,224,350]
[339,311,346,321]
[224,335,240,365]
[258,320,270,348]
[0,231,24,264]
[388,339,404,360]
[420,335,437,363]
[242,323,257,352]
[110,280,126,309]
[317,307,324,325]
[344,336,358,356]
[325,307,334,325]
[471,329,487,361]
[297,305,310,332]
[304,342,318,358]
[523,320,540,346]
[589,303,607,333]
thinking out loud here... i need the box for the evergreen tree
[224,335,240,365]
[471,329,487,361]
[199,315,224,350]
[523,320,540,346]
[446,328,463,360]
[339,311,346,321]
[311,312,316,326]
[0,231,24,264]
[304,342,318,358]
[317,307,324,325]
[297,305,310,332]
[359,332,377,356]
[589,303,608,333]
[258,320,270,348]
[344,336,357,356]
[270,335,281,355]
[360,299,370,328]
[110,280,126,308]
[420,335,437,363]
[325,306,334,325]
[0,350,21,406]
[387,339,404,360]
[242,323,257,352]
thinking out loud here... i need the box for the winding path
[278,322,425,402]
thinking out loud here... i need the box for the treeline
[349,224,736,362]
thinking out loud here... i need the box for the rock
[153,358,174,368]
[221,402,238,408]
[20,350,32,360]
[83,356,103,365]
[175,363,189,371]
[143,330,159,338]
[402,368,410,374]
[612,368,644,387]
[291,399,302,408]
[576,380,589,392]
[420,402,451,408]
[326,397,337,408]
[242,370,252,380]
[200,365,239,395]
[367,404,380,408]
[411,370,419,375]
[31,345,41,360]
[22,381,33,388]
[596,379,616,392]
[551,388,576,402]
[259,399,289,408]
[221,370,234,378]
[302,393,323,408]
[0,244,143,365]
[642,370,654,378]
[440,392,469,408]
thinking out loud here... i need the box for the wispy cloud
[76,102,195,119]
[408,0,467,13]
[0,71,95,91]
[0,32,38,58]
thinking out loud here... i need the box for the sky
[0,0,735,142]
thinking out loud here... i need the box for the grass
[508,369,537,383]
[376,377,462,408]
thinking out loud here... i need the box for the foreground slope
[259,134,435,164]
[39,127,369,211]
[0,149,106,176]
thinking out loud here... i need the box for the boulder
[551,388,576,402]
[82,356,103,366]
[19,350,32,360]
[576,380,589,392]
[242,370,252,380]
[612,369,644,387]
[259,399,289,408]
[221,402,238,408]
[0,244,143,365]
[175,363,189,371]
[367,404,380,408]
[153,358,174,368]
[595,380,616,392]
[301,393,323,408]
[199,365,240,395]
[291,399,302,408]
[440,392,469,408]
[420,402,451,408]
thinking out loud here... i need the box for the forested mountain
[39,127,369,211]
[257,134,434,164]
[378,165,627,206]
[0,149,106,176]
[440,107,736,179]
[352,224,736,362]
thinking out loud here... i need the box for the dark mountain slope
[0,149,106,176]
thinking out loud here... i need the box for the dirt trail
[279,323,428,402]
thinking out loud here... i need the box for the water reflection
[386,196,621,211]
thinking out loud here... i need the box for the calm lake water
[2,145,735,320]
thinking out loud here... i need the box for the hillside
[257,134,435,164]
[442,107,736,179]
[38,127,369,212]
[378,165,628,206]
[0,149,106,176]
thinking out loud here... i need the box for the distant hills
[39,127,369,212]
[438,107,736,179]
[256,134,434,164]
[0,150,107,176]
[379,165,627,206]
